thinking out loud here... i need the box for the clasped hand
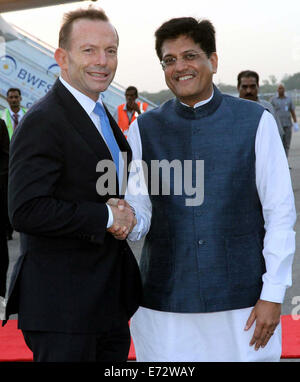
[106,198,137,240]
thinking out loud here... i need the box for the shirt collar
[174,85,222,120]
[123,103,135,112]
[180,90,214,109]
[9,108,21,116]
[59,76,103,115]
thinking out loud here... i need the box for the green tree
[282,72,300,90]
[140,89,174,105]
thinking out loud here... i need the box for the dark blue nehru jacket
[137,86,267,313]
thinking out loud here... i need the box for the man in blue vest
[119,17,296,361]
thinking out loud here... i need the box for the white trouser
[130,306,281,362]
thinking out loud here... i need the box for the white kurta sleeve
[125,119,152,241]
[255,110,297,303]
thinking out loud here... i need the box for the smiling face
[55,18,118,101]
[161,35,218,106]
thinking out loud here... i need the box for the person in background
[237,70,283,138]
[271,84,298,158]
[0,88,27,141]
[114,86,148,137]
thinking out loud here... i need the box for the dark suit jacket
[0,119,9,297]
[0,119,9,187]
[4,79,142,333]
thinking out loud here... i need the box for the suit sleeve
[8,111,108,245]
[0,120,9,158]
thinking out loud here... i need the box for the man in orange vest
[114,86,148,137]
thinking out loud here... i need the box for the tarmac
[1,108,300,362]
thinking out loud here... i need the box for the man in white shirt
[0,88,27,140]
[237,70,284,138]
[112,17,296,362]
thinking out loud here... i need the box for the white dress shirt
[8,107,26,121]
[126,95,296,361]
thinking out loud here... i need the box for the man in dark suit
[0,118,9,298]
[4,7,142,362]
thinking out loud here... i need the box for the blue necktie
[94,102,120,180]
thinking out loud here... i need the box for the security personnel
[0,88,27,140]
[114,86,148,137]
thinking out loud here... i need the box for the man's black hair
[125,86,138,97]
[7,88,21,96]
[155,17,216,60]
[237,70,260,87]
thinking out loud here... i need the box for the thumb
[117,199,125,211]
[244,307,256,331]
[107,198,118,206]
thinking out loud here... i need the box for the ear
[54,48,68,71]
[209,52,218,74]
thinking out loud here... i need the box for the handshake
[106,198,137,240]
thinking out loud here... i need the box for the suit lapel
[53,80,113,162]
[53,79,132,196]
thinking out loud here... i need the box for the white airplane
[0,0,95,12]
[0,1,155,114]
